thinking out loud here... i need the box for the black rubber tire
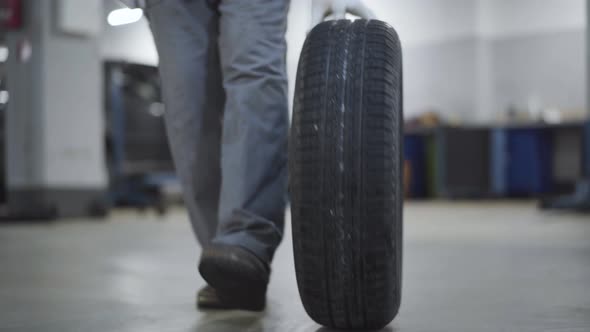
[289,19,403,330]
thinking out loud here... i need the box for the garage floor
[1,202,590,332]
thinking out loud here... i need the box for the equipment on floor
[404,132,427,198]
[403,122,586,201]
[437,126,491,198]
[492,126,554,197]
[104,61,178,214]
[541,121,590,211]
[289,20,403,330]
[2,4,108,220]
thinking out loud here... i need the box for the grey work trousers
[145,0,290,263]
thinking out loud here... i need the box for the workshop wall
[100,0,587,121]
[482,0,587,120]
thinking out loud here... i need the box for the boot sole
[198,246,268,311]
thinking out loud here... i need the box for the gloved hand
[311,0,376,29]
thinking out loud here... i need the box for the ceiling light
[0,91,9,104]
[0,46,8,62]
[107,8,144,27]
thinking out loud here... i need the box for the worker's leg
[146,0,224,245]
[212,0,290,264]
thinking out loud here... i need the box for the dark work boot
[198,244,270,311]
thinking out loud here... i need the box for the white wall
[480,0,586,39]
[287,0,482,118]
[101,0,481,61]
[382,0,587,120]
[491,31,586,116]
[366,0,478,45]
[286,1,308,112]
[480,0,587,121]
[100,0,587,122]
[102,0,481,118]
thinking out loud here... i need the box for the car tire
[289,19,404,330]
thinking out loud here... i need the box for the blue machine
[541,121,590,211]
[404,133,427,198]
[492,127,554,197]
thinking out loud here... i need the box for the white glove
[311,0,376,29]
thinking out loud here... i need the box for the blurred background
[1,1,589,331]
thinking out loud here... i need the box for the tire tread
[290,19,403,330]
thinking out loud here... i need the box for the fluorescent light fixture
[107,8,143,27]
[0,46,8,62]
[0,91,9,104]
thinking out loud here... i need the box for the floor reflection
[189,309,397,332]
[191,311,265,332]
[315,326,396,332]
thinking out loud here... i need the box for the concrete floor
[1,202,590,332]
